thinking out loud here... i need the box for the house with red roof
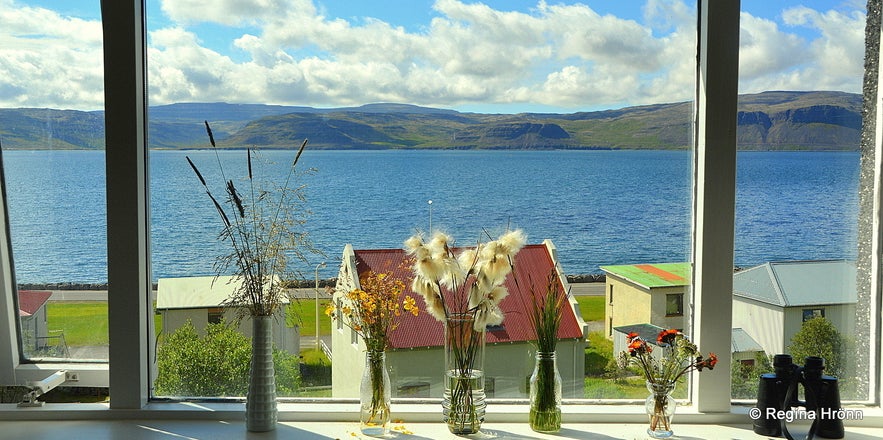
[330,239,587,399]
[18,290,52,355]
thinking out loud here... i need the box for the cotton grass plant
[186,121,319,317]
[404,228,526,433]
[404,229,527,329]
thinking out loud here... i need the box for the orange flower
[698,352,719,371]
[628,339,651,356]
[626,332,640,343]
[657,329,680,345]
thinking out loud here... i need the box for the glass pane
[145,1,696,399]
[733,1,868,402]
[0,2,107,362]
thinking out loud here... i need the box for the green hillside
[0,91,864,151]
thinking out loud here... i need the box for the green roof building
[600,262,691,339]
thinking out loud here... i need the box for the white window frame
[0,0,880,425]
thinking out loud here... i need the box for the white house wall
[160,308,299,354]
[732,297,785,355]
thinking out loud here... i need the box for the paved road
[45,282,604,302]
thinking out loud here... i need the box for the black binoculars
[752,354,844,439]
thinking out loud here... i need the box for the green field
[574,295,605,321]
[46,302,162,346]
[287,298,333,337]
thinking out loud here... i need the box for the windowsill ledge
[1,401,881,427]
[0,418,880,440]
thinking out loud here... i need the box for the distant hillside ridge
[0,91,862,151]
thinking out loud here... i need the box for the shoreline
[17,274,608,292]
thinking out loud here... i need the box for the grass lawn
[574,295,605,321]
[584,376,688,399]
[46,302,109,346]
[47,302,162,347]
[287,298,332,337]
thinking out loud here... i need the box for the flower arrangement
[618,329,718,435]
[404,229,527,328]
[325,270,420,353]
[618,329,718,384]
[325,270,419,435]
[186,121,319,317]
[404,228,526,433]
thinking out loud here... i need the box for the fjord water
[2,149,859,284]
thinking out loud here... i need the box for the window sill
[1,401,881,428]
[0,417,879,439]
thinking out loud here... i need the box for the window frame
[0,0,879,424]
[665,293,684,317]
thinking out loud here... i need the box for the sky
[0,0,869,113]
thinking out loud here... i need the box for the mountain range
[0,91,863,151]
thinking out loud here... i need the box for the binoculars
[752,354,844,439]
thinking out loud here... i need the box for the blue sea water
[1,149,860,283]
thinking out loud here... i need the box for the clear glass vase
[246,315,277,432]
[442,313,486,434]
[359,350,391,436]
[529,351,562,432]
[645,380,677,439]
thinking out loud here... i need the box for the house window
[207,308,224,325]
[336,299,344,331]
[803,308,825,322]
[608,284,614,305]
[665,294,683,317]
[729,0,869,403]
[0,2,108,365]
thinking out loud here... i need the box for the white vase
[246,315,277,432]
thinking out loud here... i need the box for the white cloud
[0,3,103,109]
[0,0,869,112]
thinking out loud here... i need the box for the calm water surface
[1,149,859,283]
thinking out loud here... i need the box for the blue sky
[0,0,869,113]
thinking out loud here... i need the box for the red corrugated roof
[19,290,51,317]
[353,244,584,349]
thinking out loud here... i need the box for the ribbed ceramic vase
[442,313,486,435]
[246,315,277,432]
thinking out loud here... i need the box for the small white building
[732,260,856,357]
[19,290,52,354]
[156,275,299,354]
[330,240,588,399]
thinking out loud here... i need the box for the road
[45,281,604,302]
